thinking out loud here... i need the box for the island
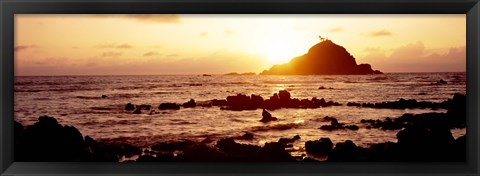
[260,39,382,75]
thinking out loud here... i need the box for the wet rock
[262,142,295,161]
[125,103,135,111]
[216,138,263,161]
[250,94,264,108]
[345,125,359,130]
[138,104,152,110]
[226,94,252,110]
[120,144,142,157]
[347,102,361,107]
[260,109,278,122]
[278,135,301,144]
[211,99,228,106]
[183,99,196,108]
[151,140,196,151]
[305,138,333,156]
[16,116,90,161]
[158,103,180,110]
[215,138,294,161]
[239,132,254,140]
[183,144,227,162]
[133,108,142,114]
[327,140,361,161]
[436,79,447,84]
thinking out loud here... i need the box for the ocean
[14,72,466,157]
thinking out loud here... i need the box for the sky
[15,14,466,76]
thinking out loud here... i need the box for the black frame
[1,0,479,175]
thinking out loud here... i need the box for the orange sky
[15,14,466,75]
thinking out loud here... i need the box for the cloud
[327,27,343,32]
[367,30,393,37]
[143,52,160,57]
[95,44,133,49]
[126,14,181,23]
[14,45,36,52]
[102,52,123,57]
[200,32,208,37]
[361,41,466,72]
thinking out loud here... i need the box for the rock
[345,125,359,130]
[262,142,295,161]
[278,135,301,144]
[240,132,254,140]
[183,99,196,108]
[125,103,135,111]
[120,144,142,157]
[138,104,151,110]
[347,102,362,106]
[101,95,108,98]
[15,116,91,161]
[158,103,180,110]
[260,109,278,122]
[151,140,196,151]
[305,138,333,156]
[215,138,294,161]
[211,99,228,106]
[183,144,227,162]
[436,79,448,84]
[327,140,361,161]
[215,138,263,161]
[250,94,264,108]
[260,39,382,75]
[133,108,142,114]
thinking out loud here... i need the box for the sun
[253,31,306,66]
[264,42,300,65]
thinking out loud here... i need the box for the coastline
[14,93,466,162]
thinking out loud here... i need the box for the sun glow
[254,31,306,66]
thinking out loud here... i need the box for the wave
[249,122,301,132]
[367,76,388,81]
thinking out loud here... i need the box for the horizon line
[14,71,467,77]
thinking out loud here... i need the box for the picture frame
[1,0,479,175]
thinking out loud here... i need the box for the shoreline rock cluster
[124,90,342,114]
[15,109,466,162]
[347,93,465,110]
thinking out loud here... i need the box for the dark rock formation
[151,140,196,151]
[15,116,90,161]
[305,138,333,156]
[319,116,358,131]
[125,103,135,111]
[347,93,465,111]
[183,99,196,108]
[101,95,108,98]
[260,109,278,122]
[138,104,152,110]
[133,108,142,114]
[436,79,448,85]
[239,132,254,140]
[260,39,382,75]
[215,138,295,161]
[217,90,340,111]
[278,135,301,144]
[158,103,180,110]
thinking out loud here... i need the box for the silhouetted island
[260,39,382,75]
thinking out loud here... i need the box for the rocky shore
[15,92,466,162]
